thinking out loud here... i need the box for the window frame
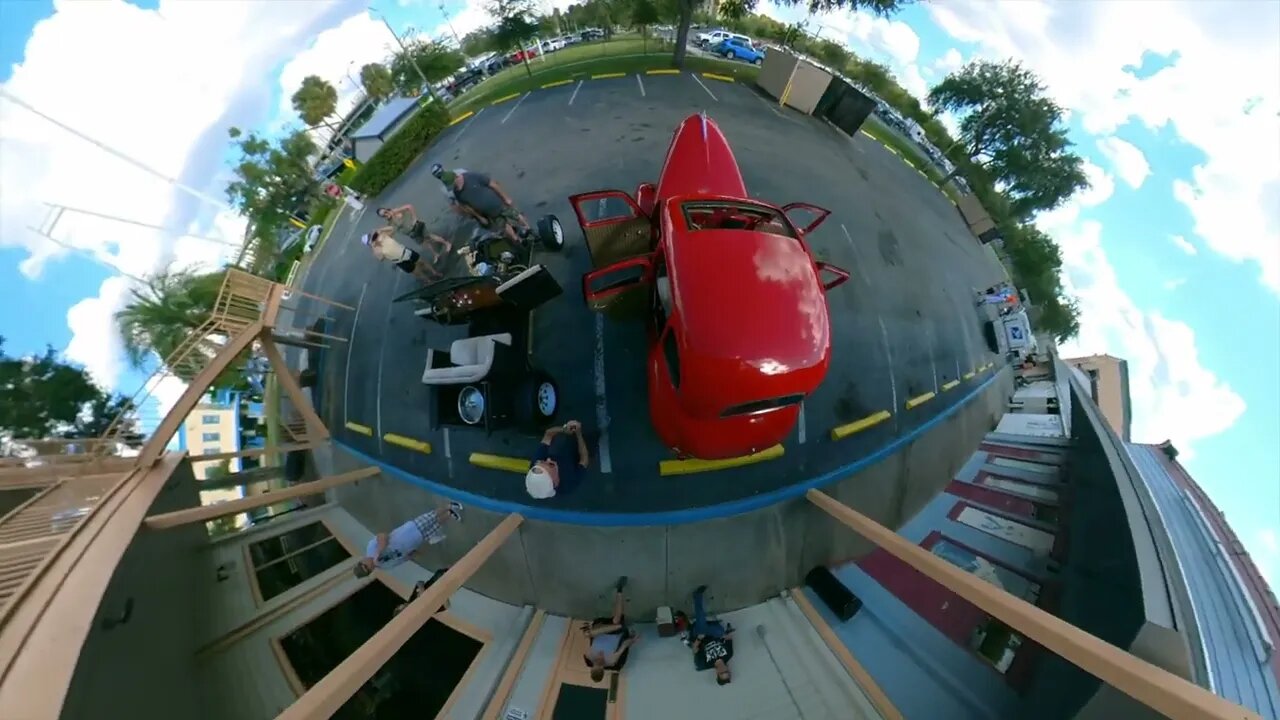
[920,531,1042,603]
[243,518,352,606]
[269,573,492,720]
[202,432,221,443]
[679,200,798,239]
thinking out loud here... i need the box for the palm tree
[115,267,226,377]
[359,63,395,102]
[291,75,339,130]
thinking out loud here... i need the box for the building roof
[1128,443,1280,717]
[350,96,419,140]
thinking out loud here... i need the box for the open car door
[569,190,652,269]
[582,254,653,316]
[782,202,832,237]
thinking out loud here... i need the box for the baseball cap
[525,465,556,499]
[430,162,444,177]
[360,232,372,246]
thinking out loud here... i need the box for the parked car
[540,37,566,53]
[580,28,605,41]
[712,37,764,64]
[697,29,749,48]
[448,66,486,95]
[569,114,849,460]
[509,46,541,63]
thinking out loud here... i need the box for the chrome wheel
[536,381,557,416]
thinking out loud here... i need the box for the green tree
[460,28,499,56]
[225,126,320,241]
[390,38,464,96]
[928,60,1088,217]
[489,0,540,78]
[672,0,911,68]
[359,63,394,102]
[815,38,849,69]
[630,0,660,51]
[114,267,226,375]
[290,75,339,130]
[0,339,139,447]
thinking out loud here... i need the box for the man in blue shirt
[525,420,589,499]
[353,501,463,578]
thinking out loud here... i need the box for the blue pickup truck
[712,37,764,65]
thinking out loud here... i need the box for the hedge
[347,101,451,196]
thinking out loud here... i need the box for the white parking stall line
[691,73,719,101]
[501,92,530,124]
[636,73,646,97]
[751,87,785,118]
[453,107,484,141]
[443,427,455,479]
[593,313,613,474]
[374,273,404,448]
[568,80,584,106]
[798,401,808,444]
[841,224,898,419]
[342,282,368,425]
[926,325,940,394]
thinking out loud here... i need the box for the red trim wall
[856,527,1042,689]
[980,443,1067,464]
[946,480,1040,519]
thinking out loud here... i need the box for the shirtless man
[375,205,451,262]
[362,228,439,282]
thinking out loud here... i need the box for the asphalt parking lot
[294,72,1007,516]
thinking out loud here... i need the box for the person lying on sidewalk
[353,501,463,578]
[675,584,736,685]
[525,420,589,500]
[582,576,638,683]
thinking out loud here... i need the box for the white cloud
[274,13,404,127]
[1055,218,1246,461]
[933,48,965,76]
[1170,234,1198,255]
[1096,136,1152,189]
[925,0,1280,293]
[1,0,365,394]
[1162,278,1187,291]
[1037,160,1115,230]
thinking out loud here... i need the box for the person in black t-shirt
[683,585,736,685]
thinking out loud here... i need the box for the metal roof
[349,96,419,140]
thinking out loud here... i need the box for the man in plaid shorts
[353,501,464,578]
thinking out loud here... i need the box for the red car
[569,113,849,460]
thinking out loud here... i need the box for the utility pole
[38,202,240,247]
[0,88,230,212]
[439,3,464,49]
[372,10,437,102]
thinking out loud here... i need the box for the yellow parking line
[702,72,735,82]
[963,371,976,380]
[469,453,529,474]
[905,392,936,410]
[942,380,961,392]
[383,433,431,454]
[591,72,626,79]
[980,362,994,371]
[345,421,373,436]
[448,111,474,126]
[830,410,892,441]
[884,146,900,156]
[647,69,681,75]
[541,79,573,88]
[489,92,521,105]
[659,445,784,477]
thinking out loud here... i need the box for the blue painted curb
[334,367,1006,526]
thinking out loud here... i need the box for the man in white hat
[525,420,589,500]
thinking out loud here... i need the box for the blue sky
[1,1,1277,581]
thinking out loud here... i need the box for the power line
[0,87,230,212]
[40,201,241,248]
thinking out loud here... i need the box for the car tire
[753,57,762,65]
[513,370,559,426]
[536,214,564,251]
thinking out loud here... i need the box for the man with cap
[362,227,439,282]
[525,419,589,500]
[354,501,464,579]
[430,163,532,248]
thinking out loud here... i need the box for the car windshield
[680,201,796,239]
